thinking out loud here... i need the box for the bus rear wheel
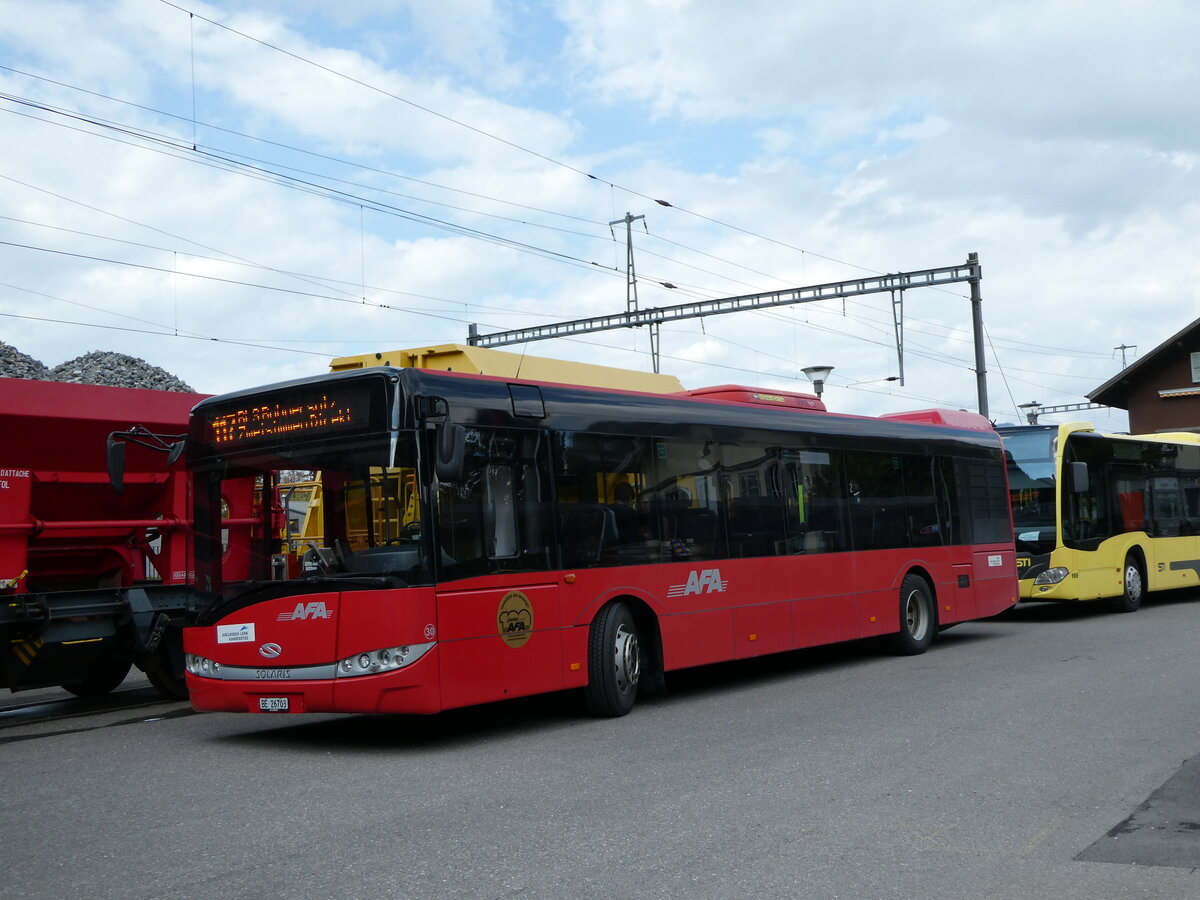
[1110,555,1144,613]
[584,601,641,717]
[885,574,935,655]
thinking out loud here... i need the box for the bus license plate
[258,697,289,712]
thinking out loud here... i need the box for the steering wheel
[386,522,422,544]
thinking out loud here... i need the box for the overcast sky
[3,0,1198,431]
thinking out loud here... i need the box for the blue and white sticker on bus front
[217,623,256,643]
[988,555,1003,567]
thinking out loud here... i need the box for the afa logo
[667,568,728,597]
[276,601,334,622]
[497,590,534,648]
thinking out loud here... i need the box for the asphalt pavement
[2,594,1200,899]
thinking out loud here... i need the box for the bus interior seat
[559,503,616,566]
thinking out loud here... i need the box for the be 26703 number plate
[258,697,289,712]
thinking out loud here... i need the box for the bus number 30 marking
[257,668,292,680]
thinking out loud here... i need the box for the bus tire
[584,601,641,717]
[885,574,935,655]
[1110,554,1145,613]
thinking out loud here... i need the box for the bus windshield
[1000,426,1057,551]
[203,432,432,587]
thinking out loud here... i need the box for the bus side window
[844,451,908,550]
[720,441,787,561]
[485,461,517,557]
[933,456,958,546]
[904,455,941,547]
[1177,445,1200,534]
[957,456,1010,545]
[781,448,845,554]
[436,427,553,577]
[1139,444,1184,537]
[648,437,725,561]
[554,431,658,567]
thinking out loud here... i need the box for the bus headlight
[1034,567,1069,585]
[335,642,434,678]
[186,653,221,679]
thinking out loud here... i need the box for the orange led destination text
[209,395,360,445]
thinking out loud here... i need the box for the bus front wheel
[584,601,641,717]
[885,574,936,655]
[1110,555,1145,613]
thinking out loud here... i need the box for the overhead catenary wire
[1,98,736,309]
[0,299,973,406]
[149,2,917,278]
[0,14,1124,412]
[0,93,744,301]
[0,214,634,321]
[0,70,1116,364]
[0,195,1108,395]
[0,240,516,326]
[0,63,830,300]
[0,309,332,357]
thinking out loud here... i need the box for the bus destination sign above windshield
[202,384,370,449]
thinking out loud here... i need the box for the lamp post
[1018,401,1042,425]
[802,365,835,399]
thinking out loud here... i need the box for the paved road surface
[3,594,1200,899]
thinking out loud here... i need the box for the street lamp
[1018,401,1042,425]
[802,365,835,399]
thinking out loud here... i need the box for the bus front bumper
[186,647,442,715]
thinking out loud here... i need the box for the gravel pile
[50,351,195,392]
[0,341,51,380]
[1,343,194,392]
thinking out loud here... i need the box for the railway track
[0,678,193,742]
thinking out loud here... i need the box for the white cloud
[0,0,1196,439]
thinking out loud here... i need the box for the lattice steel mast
[468,252,989,416]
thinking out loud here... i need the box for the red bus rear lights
[336,642,434,677]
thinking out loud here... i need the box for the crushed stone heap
[0,341,51,380]
[48,350,195,392]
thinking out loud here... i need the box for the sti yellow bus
[998,423,1200,612]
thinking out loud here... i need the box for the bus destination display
[202,385,370,449]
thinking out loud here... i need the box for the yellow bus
[998,423,1200,612]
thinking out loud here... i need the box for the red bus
[183,368,1017,717]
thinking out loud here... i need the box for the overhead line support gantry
[468,252,989,417]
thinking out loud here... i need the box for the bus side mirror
[1066,460,1089,494]
[106,436,126,495]
[436,423,466,483]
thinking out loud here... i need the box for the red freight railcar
[0,378,212,696]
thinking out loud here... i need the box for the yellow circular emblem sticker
[497,590,534,648]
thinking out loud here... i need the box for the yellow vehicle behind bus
[999,423,1200,612]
